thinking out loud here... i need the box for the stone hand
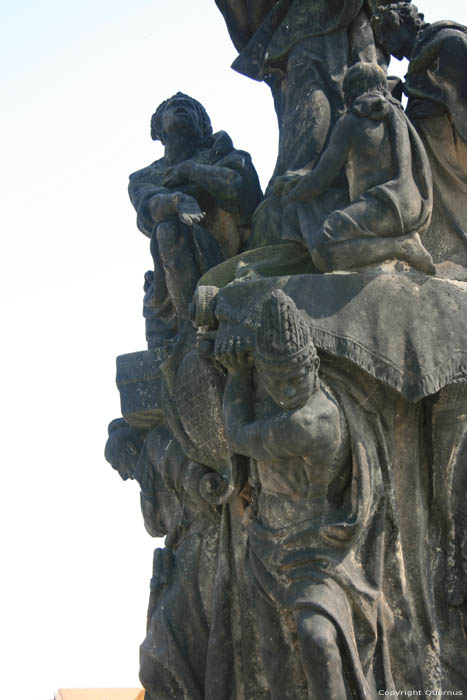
[283,174,315,205]
[216,335,254,373]
[162,160,194,187]
[273,167,312,197]
[173,192,206,226]
[272,173,300,197]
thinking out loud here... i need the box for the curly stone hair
[343,62,388,106]
[150,92,213,144]
[372,3,425,44]
[256,289,318,367]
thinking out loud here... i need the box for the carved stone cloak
[215,0,364,80]
[246,368,397,697]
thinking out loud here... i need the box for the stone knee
[295,610,341,671]
[311,210,366,272]
[153,220,202,319]
[310,214,346,272]
[311,240,336,272]
[154,220,187,262]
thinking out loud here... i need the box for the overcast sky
[1,1,465,699]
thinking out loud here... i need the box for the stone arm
[226,366,310,461]
[223,367,261,457]
[129,170,204,236]
[408,30,465,81]
[147,190,204,228]
[284,116,351,204]
[163,151,262,221]
[223,368,338,463]
[163,159,244,204]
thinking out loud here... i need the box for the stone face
[105,3,467,698]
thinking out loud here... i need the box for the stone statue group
[105,3,467,698]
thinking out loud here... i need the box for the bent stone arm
[181,160,246,204]
[223,369,265,458]
[285,117,351,202]
[408,29,460,75]
[223,371,329,463]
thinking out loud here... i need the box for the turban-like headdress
[256,289,316,366]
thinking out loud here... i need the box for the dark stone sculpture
[105,417,222,699]
[275,61,435,273]
[105,3,467,698]
[129,92,262,330]
[373,2,467,280]
[215,0,380,176]
[218,289,391,698]
[215,0,395,250]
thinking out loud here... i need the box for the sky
[1,1,465,699]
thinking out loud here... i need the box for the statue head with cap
[255,289,320,410]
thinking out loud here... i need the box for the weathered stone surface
[116,350,164,429]
[373,4,467,281]
[211,271,467,400]
[105,4,467,698]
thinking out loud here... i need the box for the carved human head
[343,62,388,106]
[256,289,319,410]
[104,418,145,481]
[151,92,213,145]
[372,3,426,60]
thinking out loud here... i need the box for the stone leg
[253,587,308,699]
[310,204,435,274]
[293,609,349,700]
[152,220,202,321]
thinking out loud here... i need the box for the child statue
[276,62,435,274]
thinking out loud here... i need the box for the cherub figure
[128,93,262,326]
[219,289,392,698]
[276,62,435,274]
